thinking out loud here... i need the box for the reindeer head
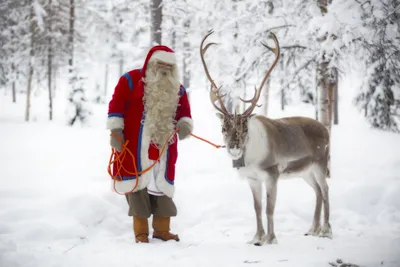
[200,30,280,160]
[216,113,251,159]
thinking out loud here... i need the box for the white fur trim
[150,50,176,65]
[155,147,175,198]
[113,179,138,194]
[177,117,193,133]
[137,123,152,191]
[107,116,124,130]
[141,121,175,197]
[147,161,164,195]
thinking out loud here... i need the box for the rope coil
[107,130,224,195]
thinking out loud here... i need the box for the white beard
[143,63,181,148]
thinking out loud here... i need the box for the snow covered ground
[1,83,400,267]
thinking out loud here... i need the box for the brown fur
[256,116,330,176]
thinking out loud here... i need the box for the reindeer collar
[232,149,246,169]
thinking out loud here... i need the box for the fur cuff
[155,152,175,198]
[177,117,193,131]
[107,116,124,130]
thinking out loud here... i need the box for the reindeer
[200,30,332,246]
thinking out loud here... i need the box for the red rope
[107,129,224,195]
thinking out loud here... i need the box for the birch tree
[47,0,53,120]
[67,0,91,126]
[316,0,337,133]
[26,0,46,121]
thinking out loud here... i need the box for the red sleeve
[175,85,192,121]
[108,76,129,116]
[106,75,130,129]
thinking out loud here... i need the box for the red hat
[142,45,176,77]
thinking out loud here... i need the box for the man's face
[153,60,174,76]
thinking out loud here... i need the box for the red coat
[106,45,192,197]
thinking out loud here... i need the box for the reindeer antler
[200,30,230,116]
[241,32,280,117]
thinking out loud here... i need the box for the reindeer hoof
[305,225,321,236]
[247,233,267,246]
[248,233,278,245]
[265,234,278,244]
[247,238,264,246]
[319,223,332,239]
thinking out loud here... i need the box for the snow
[1,78,400,267]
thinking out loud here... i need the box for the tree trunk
[11,63,16,103]
[150,0,162,45]
[25,2,35,122]
[48,0,53,121]
[233,2,243,113]
[118,21,124,76]
[333,75,339,124]
[104,64,109,97]
[315,67,319,120]
[317,62,331,131]
[69,0,74,78]
[26,66,33,122]
[10,21,17,103]
[53,64,58,98]
[183,19,190,101]
[232,0,242,113]
[317,0,335,177]
[317,0,335,131]
[119,59,124,76]
[280,53,285,111]
[171,17,176,50]
[48,45,53,121]
[263,79,270,116]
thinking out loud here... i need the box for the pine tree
[355,0,400,132]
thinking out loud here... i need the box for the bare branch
[280,56,317,92]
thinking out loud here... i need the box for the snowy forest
[1,1,400,267]
[0,0,399,132]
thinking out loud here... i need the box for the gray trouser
[125,189,177,218]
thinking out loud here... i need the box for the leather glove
[110,128,125,152]
[176,118,193,140]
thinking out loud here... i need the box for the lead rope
[107,130,225,195]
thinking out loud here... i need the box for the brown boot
[133,216,149,243]
[152,216,179,241]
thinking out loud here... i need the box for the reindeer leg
[303,173,322,236]
[247,178,266,246]
[265,175,278,244]
[314,165,332,238]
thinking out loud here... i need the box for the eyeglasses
[155,61,174,69]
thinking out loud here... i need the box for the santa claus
[106,45,193,243]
